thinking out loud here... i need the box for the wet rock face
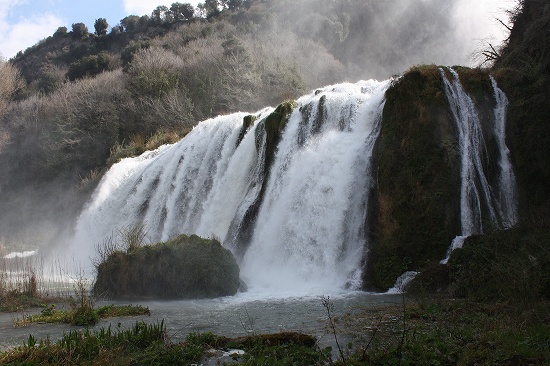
[366,66,505,291]
[93,234,240,299]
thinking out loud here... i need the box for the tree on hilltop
[71,22,89,38]
[170,2,196,21]
[94,18,109,36]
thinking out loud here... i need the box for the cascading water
[241,81,389,293]
[69,80,390,295]
[491,76,519,228]
[439,68,518,263]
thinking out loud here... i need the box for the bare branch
[494,16,513,32]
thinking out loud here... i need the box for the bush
[127,47,182,98]
[67,51,112,81]
[0,59,24,116]
[53,26,67,37]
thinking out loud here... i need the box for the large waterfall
[68,71,518,294]
[70,80,390,294]
[440,68,518,263]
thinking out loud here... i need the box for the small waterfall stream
[439,68,518,263]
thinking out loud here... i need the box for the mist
[266,0,514,81]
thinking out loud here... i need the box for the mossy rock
[93,234,240,299]
[256,100,297,169]
[236,114,258,147]
[366,65,460,291]
[493,67,550,225]
[367,65,512,291]
[446,227,550,302]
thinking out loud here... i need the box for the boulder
[93,234,240,299]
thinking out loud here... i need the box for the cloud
[123,0,200,16]
[0,1,63,59]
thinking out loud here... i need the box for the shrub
[53,26,67,37]
[121,39,152,69]
[0,59,24,116]
[127,47,182,98]
[67,51,112,81]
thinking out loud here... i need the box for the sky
[0,0,515,61]
[0,0,201,59]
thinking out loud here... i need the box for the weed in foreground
[1,321,169,365]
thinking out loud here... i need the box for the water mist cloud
[452,0,516,64]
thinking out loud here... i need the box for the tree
[152,5,171,24]
[53,26,67,37]
[120,15,140,32]
[121,40,152,69]
[170,2,195,21]
[94,18,109,36]
[0,57,23,116]
[71,22,89,38]
[67,52,111,81]
[203,0,221,18]
[227,0,244,10]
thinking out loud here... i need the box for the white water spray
[241,81,389,293]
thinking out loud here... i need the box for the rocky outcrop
[93,234,240,299]
[365,66,507,291]
[227,101,297,258]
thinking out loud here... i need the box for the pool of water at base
[0,291,403,352]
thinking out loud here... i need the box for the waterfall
[241,81,389,292]
[69,80,390,293]
[439,68,518,263]
[491,76,519,228]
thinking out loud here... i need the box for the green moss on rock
[256,100,297,169]
[493,67,550,225]
[93,234,240,299]
[446,227,550,302]
[367,65,461,291]
[236,114,258,146]
[367,65,510,291]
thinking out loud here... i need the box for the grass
[1,252,150,330]
[106,128,190,166]
[14,304,151,327]
[330,297,549,366]
[0,253,60,313]
[0,322,323,365]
